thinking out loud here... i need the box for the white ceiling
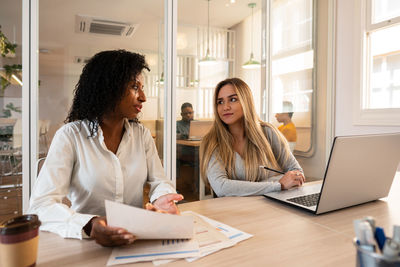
[0,0,261,76]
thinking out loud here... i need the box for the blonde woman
[200,78,305,197]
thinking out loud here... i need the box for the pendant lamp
[156,71,164,85]
[199,0,217,66]
[242,3,261,69]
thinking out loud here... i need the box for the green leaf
[0,27,17,57]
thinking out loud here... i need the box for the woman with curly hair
[200,78,305,197]
[29,50,182,247]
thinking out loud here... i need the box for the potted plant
[0,26,17,57]
[0,25,20,94]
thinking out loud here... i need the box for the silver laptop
[264,133,400,214]
[188,120,213,141]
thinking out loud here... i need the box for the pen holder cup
[354,239,400,267]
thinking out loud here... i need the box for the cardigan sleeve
[263,125,303,173]
[206,152,282,197]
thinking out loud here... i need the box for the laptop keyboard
[287,193,320,207]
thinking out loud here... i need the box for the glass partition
[176,0,262,201]
[31,0,318,205]
[0,0,23,221]
[269,0,315,154]
[38,0,166,205]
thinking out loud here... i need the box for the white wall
[39,74,78,139]
[335,0,400,136]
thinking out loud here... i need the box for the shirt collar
[96,118,132,146]
[124,118,133,138]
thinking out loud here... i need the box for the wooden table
[176,139,201,147]
[36,174,400,267]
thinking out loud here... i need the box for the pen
[374,227,386,251]
[259,165,285,175]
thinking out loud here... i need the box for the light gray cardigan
[206,125,303,197]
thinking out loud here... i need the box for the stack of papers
[107,239,200,265]
[105,201,252,266]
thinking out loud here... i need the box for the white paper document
[105,202,252,266]
[185,211,235,254]
[153,211,253,265]
[107,239,200,266]
[105,200,194,239]
[183,211,253,262]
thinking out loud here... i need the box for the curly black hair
[65,49,150,137]
[180,102,193,112]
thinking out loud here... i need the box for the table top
[176,139,201,147]
[36,174,400,267]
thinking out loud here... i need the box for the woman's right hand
[279,171,305,190]
[88,216,136,247]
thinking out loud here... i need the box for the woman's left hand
[146,193,184,214]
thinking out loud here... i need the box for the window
[365,0,400,109]
[354,0,400,125]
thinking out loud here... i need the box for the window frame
[353,0,400,126]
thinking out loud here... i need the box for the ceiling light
[199,0,217,66]
[156,72,164,85]
[242,3,260,69]
[39,48,51,54]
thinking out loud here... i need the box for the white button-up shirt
[28,119,175,239]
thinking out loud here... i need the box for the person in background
[28,50,183,247]
[275,101,297,151]
[176,102,197,193]
[176,102,194,140]
[275,101,297,142]
[200,78,305,197]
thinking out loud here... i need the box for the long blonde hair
[200,78,290,183]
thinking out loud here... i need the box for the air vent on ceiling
[74,56,91,64]
[75,15,138,37]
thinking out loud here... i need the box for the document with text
[107,238,200,266]
[153,211,253,265]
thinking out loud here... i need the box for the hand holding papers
[106,200,199,265]
[105,200,253,266]
[105,200,193,239]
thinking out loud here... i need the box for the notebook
[187,120,213,141]
[264,133,400,214]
